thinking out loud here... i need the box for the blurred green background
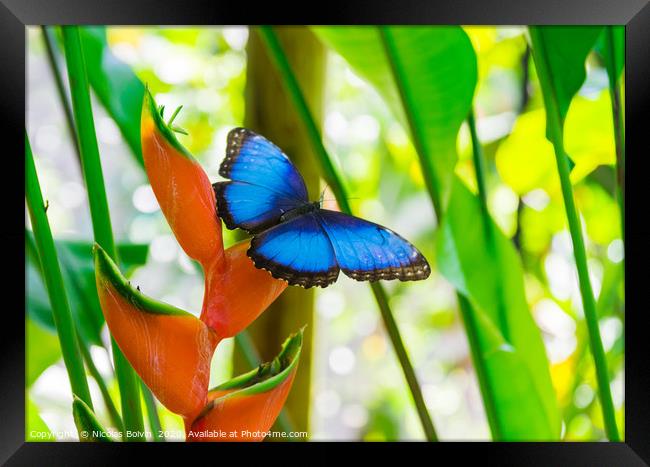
[26,26,624,441]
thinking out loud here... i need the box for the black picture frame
[4,0,649,464]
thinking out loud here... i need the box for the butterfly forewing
[215,128,310,233]
[220,128,309,201]
[214,181,305,234]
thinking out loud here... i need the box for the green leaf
[78,26,145,166]
[527,26,603,144]
[495,92,616,195]
[313,27,406,124]
[314,26,477,206]
[26,319,62,387]
[437,179,561,439]
[596,26,625,85]
[73,395,114,442]
[26,231,149,345]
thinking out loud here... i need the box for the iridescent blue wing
[316,209,430,282]
[214,181,304,234]
[248,213,339,288]
[214,128,309,234]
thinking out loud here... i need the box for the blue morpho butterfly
[213,128,431,289]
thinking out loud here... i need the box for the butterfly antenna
[319,185,329,206]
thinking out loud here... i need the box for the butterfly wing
[214,181,304,234]
[316,209,430,282]
[214,128,309,234]
[247,212,339,288]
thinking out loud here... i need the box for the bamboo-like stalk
[528,26,620,441]
[25,134,94,413]
[379,26,501,439]
[259,25,438,441]
[61,25,145,441]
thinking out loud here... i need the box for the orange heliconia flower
[140,89,287,339]
[93,89,298,439]
[94,245,217,422]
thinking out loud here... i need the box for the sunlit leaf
[529,26,621,441]
[496,92,616,195]
[575,183,621,245]
[26,319,61,387]
[526,26,603,143]
[314,26,477,204]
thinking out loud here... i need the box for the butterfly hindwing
[247,213,340,289]
[316,209,430,282]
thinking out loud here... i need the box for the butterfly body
[214,128,430,289]
[279,201,321,223]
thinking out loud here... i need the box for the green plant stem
[380,26,502,440]
[259,25,438,442]
[25,134,94,412]
[141,380,164,441]
[467,111,510,342]
[44,31,128,389]
[78,337,124,431]
[41,26,81,164]
[604,26,625,245]
[62,25,145,441]
[27,225,123,430]
[529,26,620,441]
